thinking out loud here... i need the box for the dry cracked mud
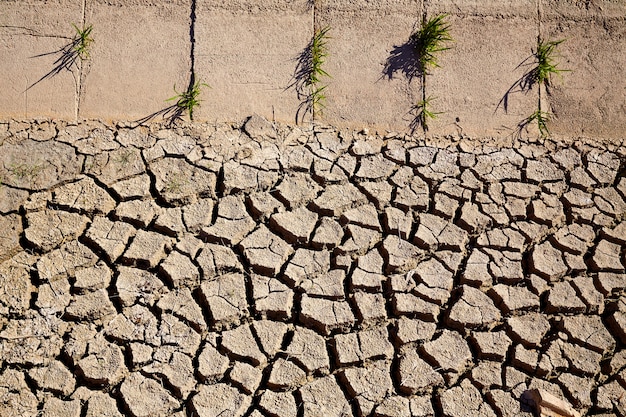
[0,115,625,417]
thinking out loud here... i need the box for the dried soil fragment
[200,273,249,328]
[120,372,179,417]
[259,390,298,417]
[52,177,116,214]
[398,348,444,394]
[530,241,568,281]
[77,337,127,385]
[0,214,23,262]
[299,375,352,417]
[201,195,256,245]
[25,210,89,252]
[300,294,355,335]
[422,330,473,382]
[340,360,393,416]
[286,326,329,373]
[121,229,172,268]
[440,379,497,417]
[446,285,501,330]
[310,183,368,216]
[221,324,266,366]
[239,225,293,276]
[268,358,307,390]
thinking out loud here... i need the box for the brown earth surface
[0,115,625,416]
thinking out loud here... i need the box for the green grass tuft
[412,96,441,131]
[9,162,44,180]
[72,23,94,61]
[308,26,331,86]
[520,38,568,138]
[114,150,136,166]
[307,26,331,115]
[167,77,208,121]
[164,174,187,194]
[521,109,552,137]
[411,14,453,74]
[533,38,570,89]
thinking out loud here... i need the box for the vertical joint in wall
[536,0,543,112]
[420,0,427,123]
[313,0,319,34]
[312,0,319,121]
[188,0,197,90]
[75,0,89,120]
[81,0,87,27]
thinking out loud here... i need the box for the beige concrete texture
[542,0,626,19]
[194,0,312,124]
[0,0,83,119]
[316,0,423,131]
[421,0,539,137]
[425,14,539,138]
[80,0,191,121]
[541,2,626,140]
[0,0,625,141]
[426,0,537,19]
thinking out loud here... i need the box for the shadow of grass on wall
[25,24,93,93]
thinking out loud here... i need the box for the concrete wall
[1,0,625,140]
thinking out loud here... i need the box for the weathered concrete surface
[195,0,312,123]
[317,0,421,130]
[1,1,625,140]
[0,116,624,416]
[427,15,538,138]
[0,0,82,118]
[80,0,191,120]
[542,15,626,139]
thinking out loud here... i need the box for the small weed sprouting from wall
[410,96,441,133]
[72,23,94,61]
[308,26,331,117]
[518,109,552,137]
[292,25,331,123]
[529,38,570,92]
[410,14,453,132]
[25,23,94,93]
[167,77,209,121]
[500,37,570,138]
[411,14,452,76]
[522,38,569,137]
[135,73,209,126]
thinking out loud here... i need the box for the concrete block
[427,15,538,137]
[542,0,626,20]
[80,0,191,121]
[194,0,312,124]
[426,0,537,19]
[316,0,422,132]
[0,0,83,119]
[322,0,420,14]
[542,18,626,140]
